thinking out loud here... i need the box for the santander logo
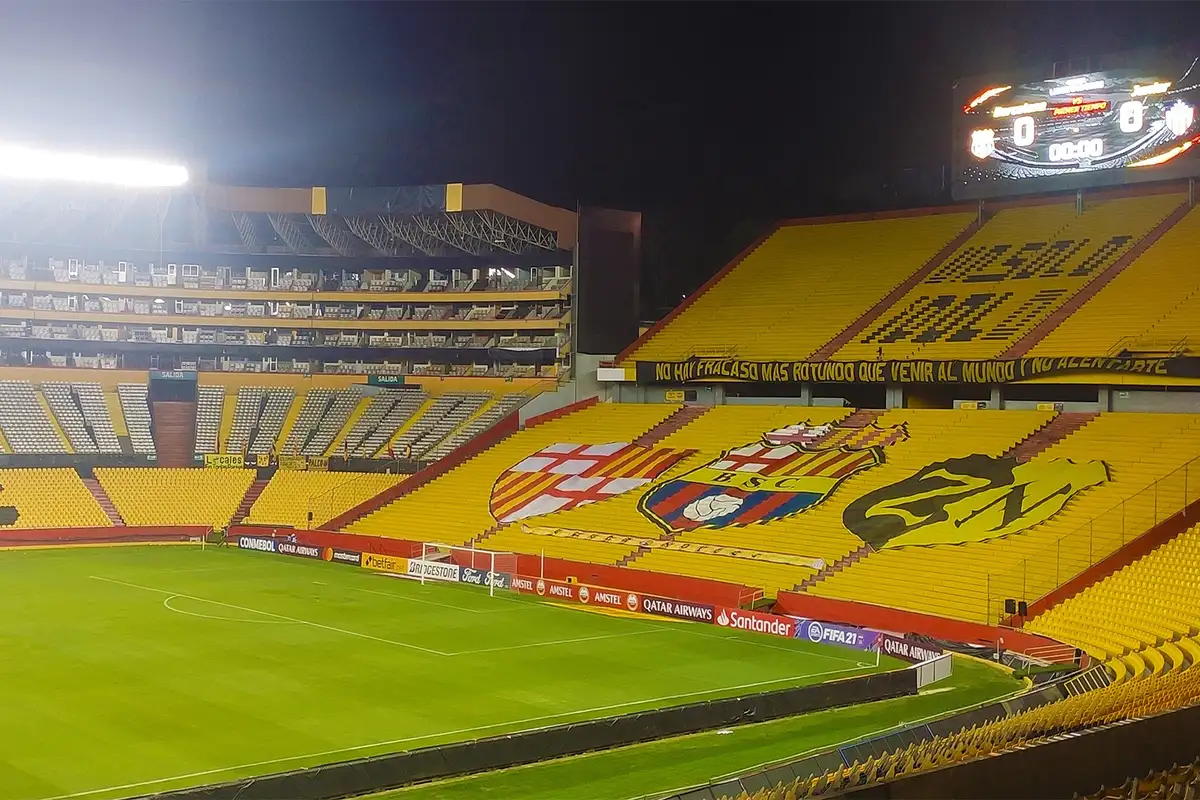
[717,610,730,626]
[719,607,794,637]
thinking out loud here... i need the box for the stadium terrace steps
[808,216,987,360]
[1004,412,1098,462]
[233,479,269,525]
[151,401,197,467]
[633,404,710,446]
[794,544,871,592]
[82,478,125,525]
[1001,197,1194,358]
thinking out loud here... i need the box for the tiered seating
[225,387,294,454]
[96,467,254,527]
[41,382,120,453]
[424,393,525,460]
[814,412,1200,622]
[746,663,1200,799]
[0,468,110,527]
[194,385,224,454]
[1082,759,1200,800]
[247,471,405,529]
[341,390,427,458]
[622,212,976,362]
[833,193,1186,360]
[73,383,121,453]
[117,383,156,455]
[281,387,360,456]
[1030,205,1200,356]
[1027,522,1200,672]
[405,392,491,458]
[348,403,680,545]
[0,381,69,453]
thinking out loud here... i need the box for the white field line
[39,664,870,800]
[162,595,294,625]
[660,622,864,666]
[89,576,450,656]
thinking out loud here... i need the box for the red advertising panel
[713,606,797,638]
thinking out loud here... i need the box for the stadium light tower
[0,142,189,187]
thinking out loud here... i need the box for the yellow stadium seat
[248,471,405,529]
[0,468,110,528]
[97,467,254,527]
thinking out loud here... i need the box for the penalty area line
[38,664,872,800]
[89,575,449,657]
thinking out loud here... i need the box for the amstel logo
[578,586,590,604]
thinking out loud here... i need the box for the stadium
[4,43,1200,800]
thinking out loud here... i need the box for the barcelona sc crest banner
[638,421,907,532]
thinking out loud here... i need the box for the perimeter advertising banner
[277,541,323,560]
[791,618,880,652]
[406,559,461,583]
[637,356,1200,385]
[459,567,513,590]
[237,535,277,553]
[876,632,945,663]
[512,576,643,612]
[361,553,408,573]
[714,606,797,638]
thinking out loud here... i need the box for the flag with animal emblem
[638,419,908,532]
[489,442,696,523]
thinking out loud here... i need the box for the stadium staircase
[81,478,124,525]
[1001,198,1193,358]
[151,401,197,467]
[233,479,269,525]
[1004,412,1098,462]
[633,404,710,446]
[809,216,987,360]
[794,544,871,592]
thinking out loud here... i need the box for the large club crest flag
[489,442,695,523]
[639,420,907,532]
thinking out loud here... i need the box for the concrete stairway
[82,478,125,525]
[1004,412,1098,462]
[233,479,268,524]
[634,404,711,447]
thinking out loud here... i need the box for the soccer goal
[419,542,519,597]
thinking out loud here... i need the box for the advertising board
[205,454,244,468]
[237,535,277,553]
[324,548,363,567]
[361,553,408,573]
[406,559,461,583]
[640,595,715,623]
[277,541,323,560]
[714,606,796,638]
[877,632,945,663]
[791,618,881,652]
[459,568,513,590]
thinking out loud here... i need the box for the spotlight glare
[0,143,189,188]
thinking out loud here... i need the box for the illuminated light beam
[966,85,1011,110]
[993,101,1048,118]
[1048,78,1105,96]
[1131,81,1172,98]
[1127,139,1194,167]
[0,144,189,187]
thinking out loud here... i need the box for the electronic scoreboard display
[952,49,1200,199]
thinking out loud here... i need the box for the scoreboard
[952,48,1200,200]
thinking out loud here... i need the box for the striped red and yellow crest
[489,442,695,524]
[639,421,907,532]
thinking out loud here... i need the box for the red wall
[0,525,208,546]
[231,525,425,558]
[775,591,1068,658]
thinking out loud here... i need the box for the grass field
[382,657,1019,799]
[0,544,924,800]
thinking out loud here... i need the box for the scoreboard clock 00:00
[952,47,1200,199]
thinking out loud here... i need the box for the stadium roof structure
[0,180,577,258]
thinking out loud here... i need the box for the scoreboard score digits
[952,49,1200,199]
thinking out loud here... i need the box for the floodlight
[0,143,188,187]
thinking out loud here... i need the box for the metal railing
[984,452,1200,624]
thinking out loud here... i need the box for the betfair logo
[843,454,1108,549]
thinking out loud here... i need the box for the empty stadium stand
[117,383,156,456]
[833,192,1187,361]
[341,389,428,458]
[194,385,224,454]
[41,382,121,454]
[226,387,295,455]
[621,211,977,363]
[1031,204,1200,357]
[812,411,1200,622]
[247,471,405,529]
[281,387,361,456]
[424,393,525,460]
[0,468,110,528]
[96,467,255,527]
[1027,521,1200,678]
[0,381,69,453]
[347,402,683,544]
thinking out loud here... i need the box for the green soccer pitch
[0,545,1016,800]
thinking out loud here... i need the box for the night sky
[1,1,1199,316]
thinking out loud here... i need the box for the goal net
[419,543,518,596]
